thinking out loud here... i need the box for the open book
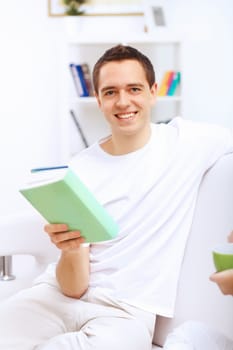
[19,168,119,243]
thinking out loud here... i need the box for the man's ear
[151,82,157,94]
[150,83,157,105]
[94,92,101,108]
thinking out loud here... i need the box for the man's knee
[83,317,152,350]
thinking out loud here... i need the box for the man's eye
[104,90,114,96]
[131,87,141,92]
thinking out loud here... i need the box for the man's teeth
[117,112,135,119]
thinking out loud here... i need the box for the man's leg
[0,283,77,350]
[36,314,153,350]
[0,283,155,350]
[163,321,233,350]
[36,292,155,350]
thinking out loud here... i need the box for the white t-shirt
[37,117,233,317]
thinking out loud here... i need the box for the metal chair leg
[0,256,15,281]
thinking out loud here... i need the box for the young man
[0,45,232,350]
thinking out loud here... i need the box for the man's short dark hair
[92,44,156,93]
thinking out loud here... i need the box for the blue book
[75,64,89,97]
[69,63,84,97]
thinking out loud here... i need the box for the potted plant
[62,0,87,16]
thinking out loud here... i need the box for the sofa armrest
[0,211,59,265]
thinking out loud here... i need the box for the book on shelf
[19,168,119,243]
[158,70,181,96]
[157,71,174,96]
[69,63,85,97]
[69,63,93,97]
[75,64,89,97]
[167,71,181,96]
[81,63,94,97]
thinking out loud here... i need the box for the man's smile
[114,112,138,120]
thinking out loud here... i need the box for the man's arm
[44,223,90,299]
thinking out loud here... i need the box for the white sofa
[0,154,233,349]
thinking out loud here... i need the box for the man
[0,44,232,350]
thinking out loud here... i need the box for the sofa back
[153,153,233,346]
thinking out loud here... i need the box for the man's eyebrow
[100,86,115,93]
[127,83,144,87]
[100,83,144,93]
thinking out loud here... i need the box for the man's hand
[44,223,85,251]
[44,223,90,298]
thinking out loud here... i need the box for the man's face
[95,59,157,138]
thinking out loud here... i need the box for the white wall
[0,0,65,216]
[0,0,232,217]
[172,0,233,125]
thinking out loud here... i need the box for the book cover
[19,169,119,243]
[167,71,181,96]
[164,71,175,95]
[75,64,89,97]
[157,71,174,96]
[69,63,84,97]
[81,63,94,96]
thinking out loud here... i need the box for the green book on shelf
[19,169,119,243]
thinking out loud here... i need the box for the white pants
[163,321,233,350]
[0,283,155,350]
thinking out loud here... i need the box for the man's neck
[101,126,152,156]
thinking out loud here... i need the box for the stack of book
[157,70,181,96]
[69,63,94,97]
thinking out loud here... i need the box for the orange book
[158,71,174,96]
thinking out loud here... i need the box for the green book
[19,169,119,243]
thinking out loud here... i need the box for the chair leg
[0,256,15,281]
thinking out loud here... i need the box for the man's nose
[116,91,130,107]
